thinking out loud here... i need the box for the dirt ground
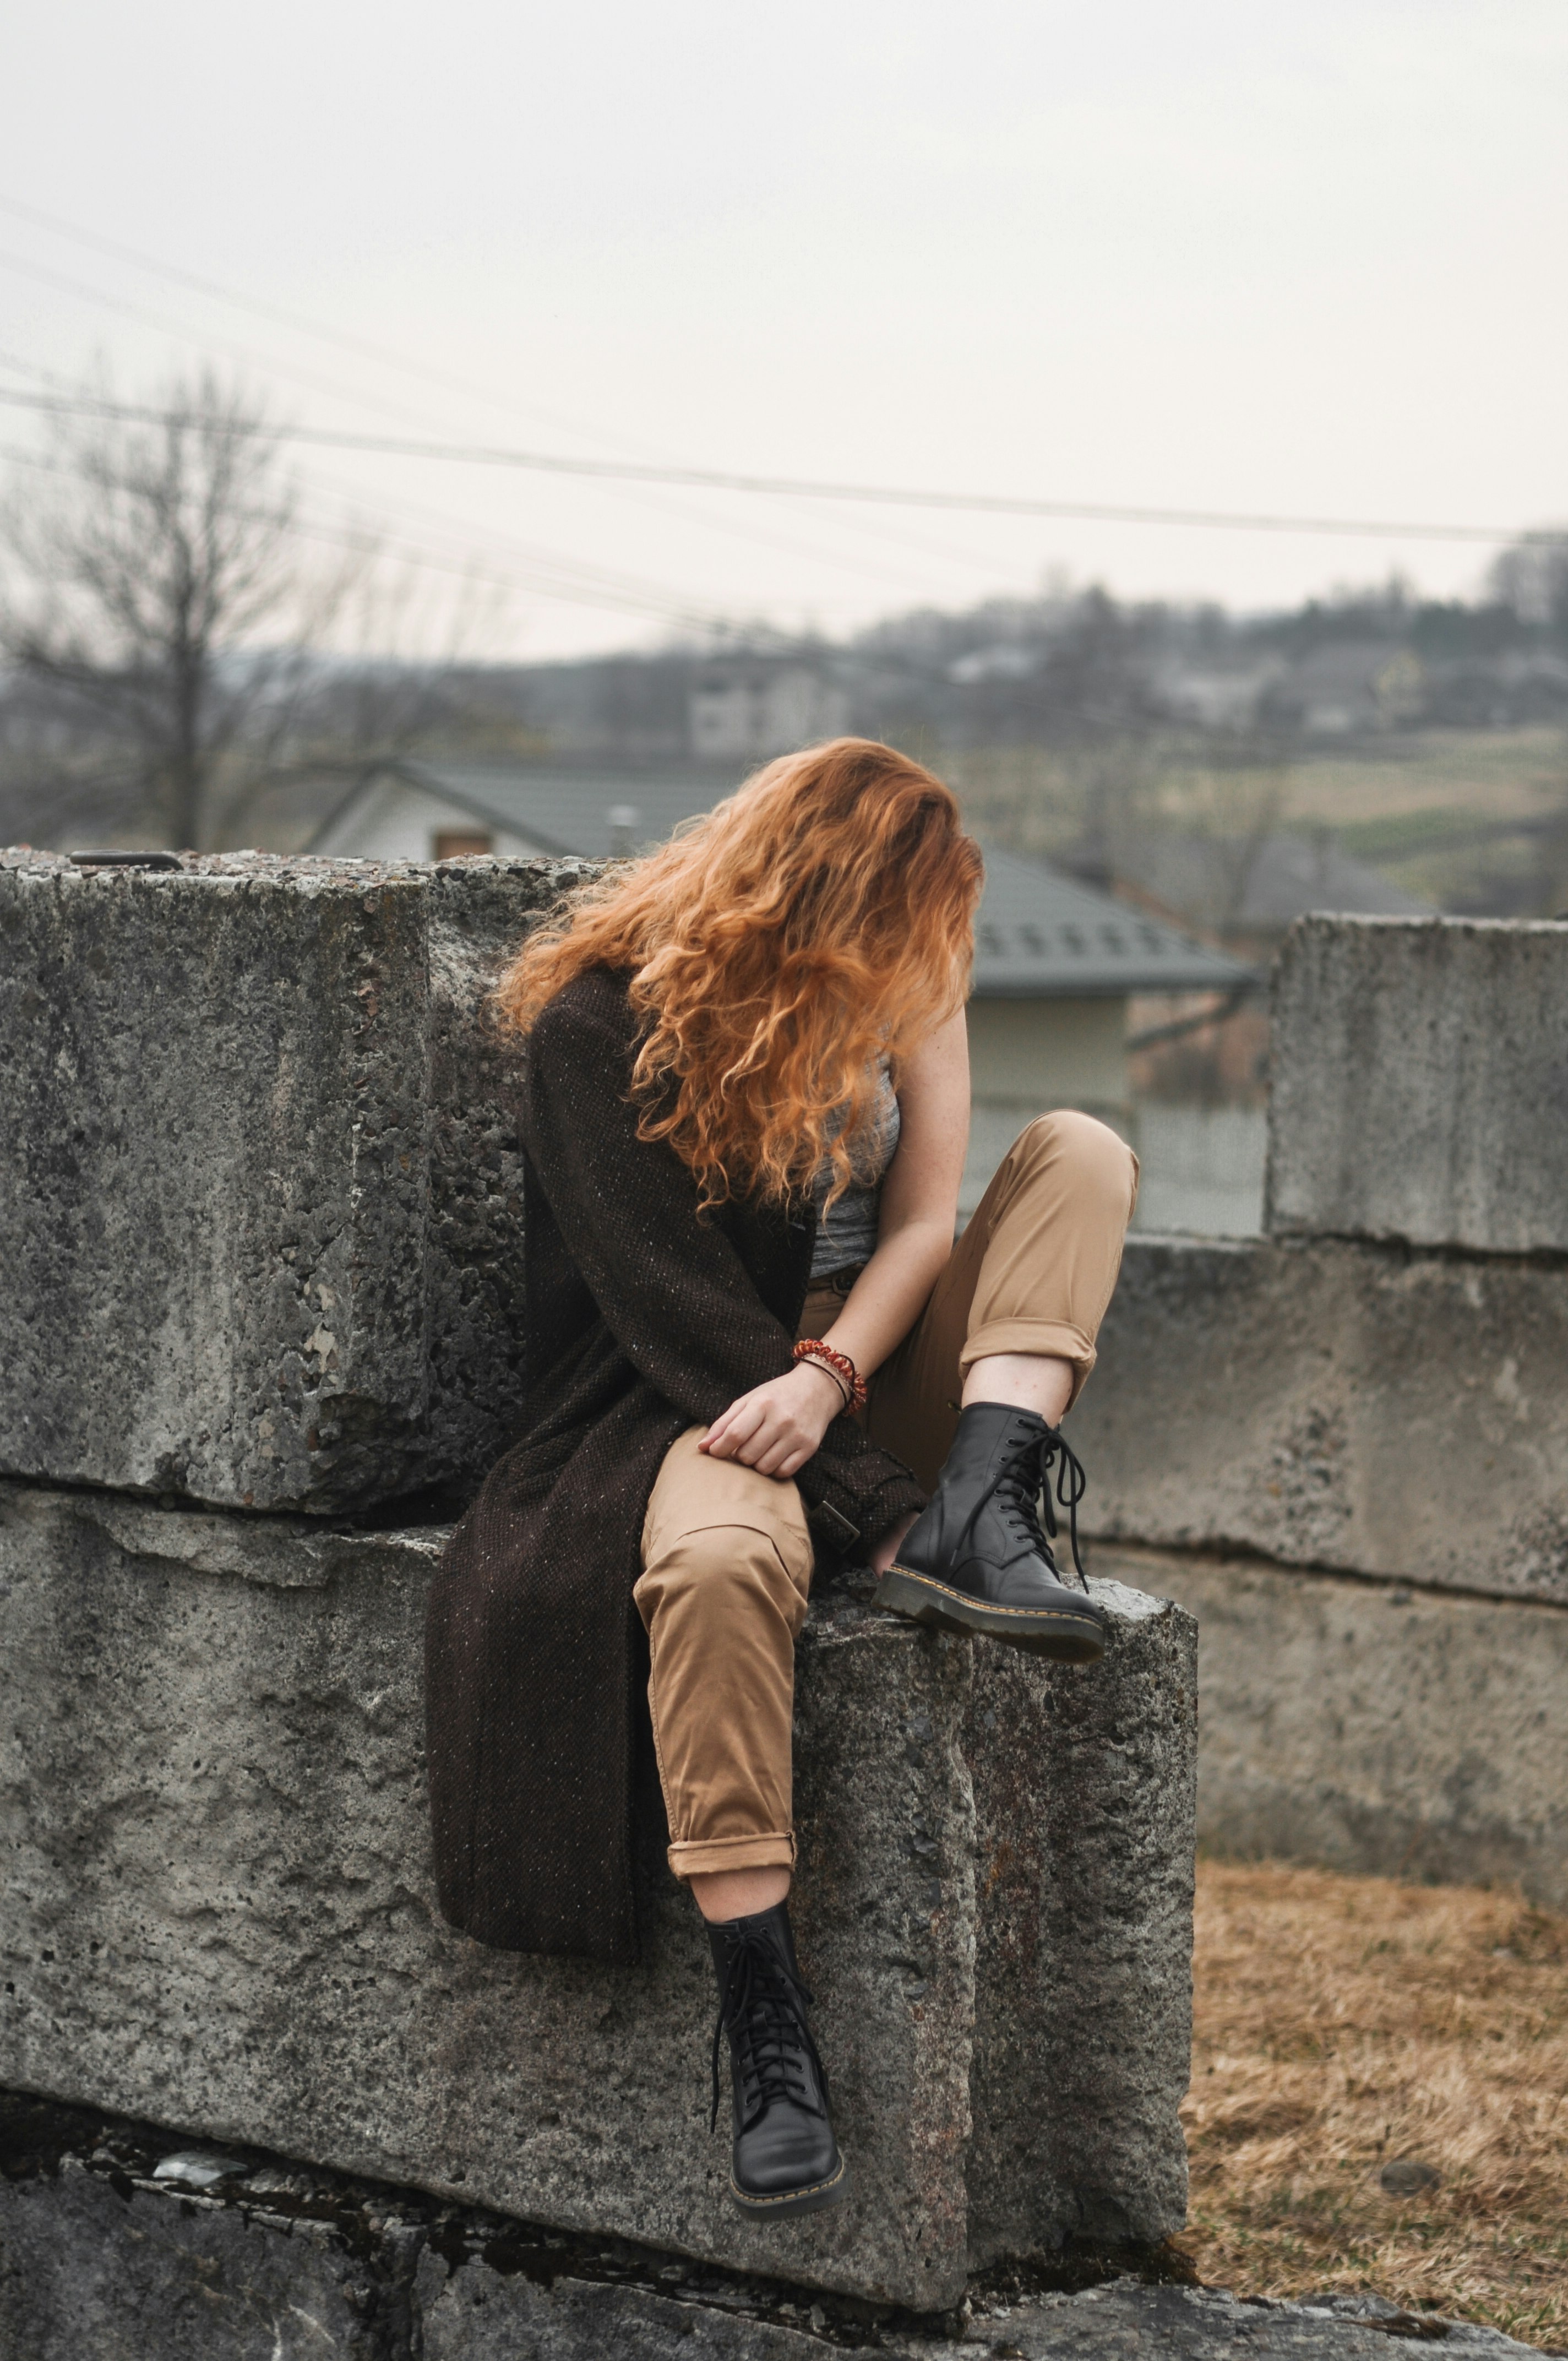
[1181,1862,1568,2352]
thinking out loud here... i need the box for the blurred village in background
[4,378,1566,1237]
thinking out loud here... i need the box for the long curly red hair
[496,737,982,1210]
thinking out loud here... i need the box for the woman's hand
[700,1361,846,1479]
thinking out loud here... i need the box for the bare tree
[1490,532,1568,641]
[0,370,356,849]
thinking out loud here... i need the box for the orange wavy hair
[495,737,982,1210]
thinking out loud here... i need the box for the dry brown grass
[1181,1861,1568,2352]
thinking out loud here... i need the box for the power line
[0,381,1559,548]
[0,247,1001,600]
[0,189,620,451]
[0,428,733,637]
[0,349,741,634]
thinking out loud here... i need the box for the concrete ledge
[0,848,594,1514]
[1094,1544,1568,1912]
[0,1481,1194,2310]
[1266,914,1568,1254]
[1072,1233,1568,1605]
[1,2093,1537,2360]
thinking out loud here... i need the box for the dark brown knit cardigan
[423,967,927,1965]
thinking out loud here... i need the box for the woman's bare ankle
[690,1866,791,1924]
[963,1351,1074,1427]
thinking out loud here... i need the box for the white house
[301,758,1253,1215]
[688,662,851,761]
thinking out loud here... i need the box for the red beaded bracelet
[793,1337,867,1414]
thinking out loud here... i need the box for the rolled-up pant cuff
[667,1832,797,1881]
[957,1315,1097,1406]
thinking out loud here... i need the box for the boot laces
[994,1417,1090,1588]
[710,1926,829,2135]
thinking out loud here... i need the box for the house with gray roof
[300,758,1253,1215]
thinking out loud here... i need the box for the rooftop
[312,758,1255,999]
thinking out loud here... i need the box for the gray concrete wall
[1069,911,1568,1906]
[1093,1546,1568,1911]
[0,848,590,1515]
[1266,913,1568,1253]
[0,1478,1195,2312]
[1074,1232,1568,1606]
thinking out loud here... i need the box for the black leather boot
[874,1401,1106,1662]
[707,1900,846,2217]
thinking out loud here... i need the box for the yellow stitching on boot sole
[885,1565,1102,1628]
[731,2156,847,2206]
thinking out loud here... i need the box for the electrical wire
[0,432,734,635]
[0,249,1006,600]
[0,381,1558,548]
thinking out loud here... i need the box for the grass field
[1275,727,1567,830]
[1183,1862,1568,2352]
[948,727,1568,913]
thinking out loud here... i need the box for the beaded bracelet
[792,1337,868,1414]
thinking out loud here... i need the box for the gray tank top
[809,1066,901,1279]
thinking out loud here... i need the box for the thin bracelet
[795,1351,854,1412]
[793,1337,867,1413]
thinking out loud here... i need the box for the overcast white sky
[0,0,1563,658]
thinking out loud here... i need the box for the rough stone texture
[964,1640,1194,2264]
[1070,1233,1568,1606]
[1093,1545,1568,1911]
[2,2095,1544,2361]
[0,847,594,1514]
[0,1481,1194,2311]
[1266,913,1568,1255]
[0,2163,404,2360]
[422,2272,1546,2358]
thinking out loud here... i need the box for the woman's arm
[819,1007,970,1379]
[702,1009,970,1478]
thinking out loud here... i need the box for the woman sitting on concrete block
[424,738,1137,2219]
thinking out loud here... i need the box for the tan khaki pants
[634,1111,1139,1880]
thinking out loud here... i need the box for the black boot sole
[729,2155,848,2217]
[875,1564,1106,1663]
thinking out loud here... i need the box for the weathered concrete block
[1266,914,1568,1253]
[0,2161,403,2361]
[0,848,591,1513]
[0,1480,1194,2310]
[1070,1234,1568,1604]
[0,2094,1539,2360]
[1094,1545,1568,1911]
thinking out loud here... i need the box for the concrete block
[1094,1546,1568,1911]
[420,2269,1542,2359]
[0,1480,1195,2311]
[1071,1234,1568,1605]
[0,848,590,1513]
[1266,914,1568,1253]
[0,2095,1538,2360]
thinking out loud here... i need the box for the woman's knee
[634,1520,809,1638]
[1013,1108,1137,1205]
